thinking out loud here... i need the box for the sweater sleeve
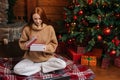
[45,26,58,53]
[19,26,29,50]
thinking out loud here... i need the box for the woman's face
[32,13,42,26]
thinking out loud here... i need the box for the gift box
[67,48,82,63]
[89,56,97,66]
[81,56,97,66]
[26,37,37,47]
[77,46,86,54]
[66,47,101,64]
[114,57,120,68]
[101,57,110,69]
[81,56,89,65]
[30,44,46,51]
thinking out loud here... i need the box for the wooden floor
[0,45,120,80]
[90,65,120,80]
[59,52,120,80]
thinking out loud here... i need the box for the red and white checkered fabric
[0,55,95,80]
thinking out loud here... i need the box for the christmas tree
[59,0,120,57]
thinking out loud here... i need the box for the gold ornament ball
[71,22,76,27]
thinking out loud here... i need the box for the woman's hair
[28,7,49,26]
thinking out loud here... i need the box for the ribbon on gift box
[81,56,97,66]
[89,56,97,66]
[81,56,89,65]
[26,37,37,48]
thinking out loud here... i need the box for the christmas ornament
[110,50,116,55]
[78,10,83,15]
[70,22,76,33]
[87,0,93,5]
[65,23,70,33]
[97,35,102,41]
[62,0,120,58]
[112,37,120,46]
[73,15,77,20]
[75,2,80,7]
[114,40,120,46]
[115,13,120,19]
[109,25,113,29]
[67,38,75,44]
[95,24,100,29]
[63,12,67,19]
[65,23,70,27]
[71,22,76,27]
[103,27,111,35]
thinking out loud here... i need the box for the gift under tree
[58,0,120,59]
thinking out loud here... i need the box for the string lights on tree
[60,0,120,57]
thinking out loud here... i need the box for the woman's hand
[25,37,37,48]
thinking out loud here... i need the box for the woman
[13,7,66,76]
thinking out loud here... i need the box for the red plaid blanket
[0,55,95,80]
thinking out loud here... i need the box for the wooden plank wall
[13,0,68,22]
[13,0,26,22]
[37,0,68,21]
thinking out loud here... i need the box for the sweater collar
[32,23,46,31]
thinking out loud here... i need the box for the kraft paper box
[30,44,46,51]
[81,56,89,65]
[81,56,97,66]
[89,56,97,66]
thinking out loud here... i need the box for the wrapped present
[81,56,97,66]
[101,57,110,69]
[89,56,97,66]
[30,44,46,51]
[66,46,102,64]
[67,48,82,63]
[81,56,89,65]
[77,46,86,54]
[114,57,120,68]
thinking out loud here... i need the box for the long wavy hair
[28,7,49,27]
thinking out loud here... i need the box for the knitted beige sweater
[19,23,58,62]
